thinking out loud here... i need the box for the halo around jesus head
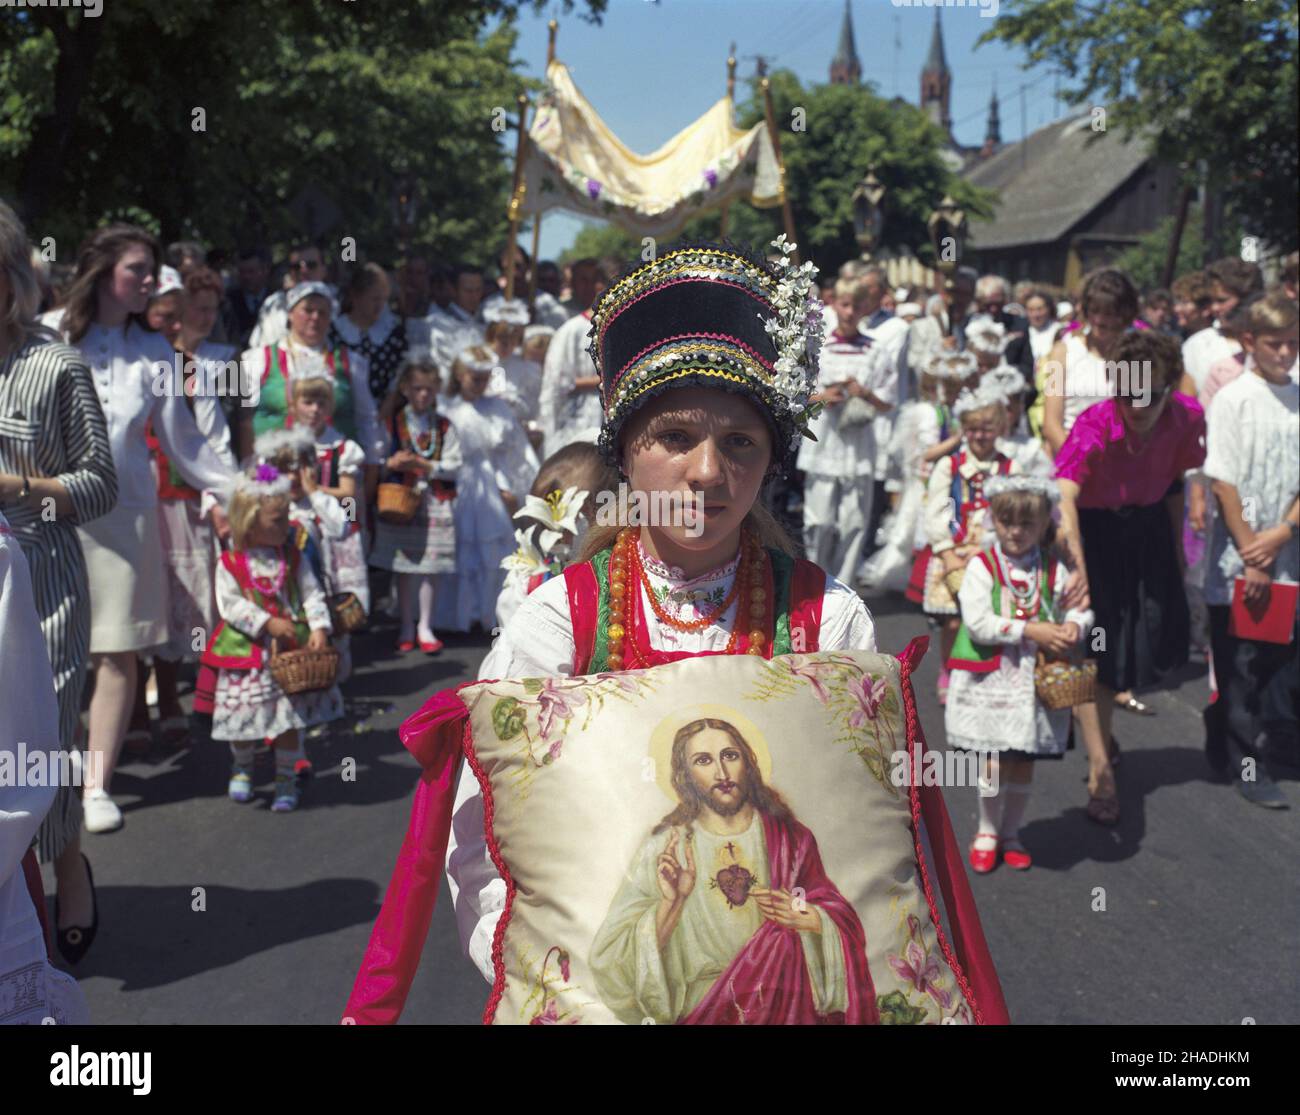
[648,702,773,804]
[587,237,823,469]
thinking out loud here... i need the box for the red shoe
[396,639,416,653]
[1001,842,1032,870]
[419,637,444,655]
[968,834,998,874]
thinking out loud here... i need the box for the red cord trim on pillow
[898,636,986,1025]
[461,715,515,1026]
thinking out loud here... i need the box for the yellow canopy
[519,60,782,240]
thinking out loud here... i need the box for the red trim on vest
[789,557,825,652]
[564,562,600,674]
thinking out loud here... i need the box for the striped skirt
[13,521,90,862]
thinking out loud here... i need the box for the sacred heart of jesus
[712,864,756,909]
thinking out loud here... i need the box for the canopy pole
[547,18,558,65]
[527,215,542,312]
[761,77,799,264]
[720,49,737,240]
[505,92,530,301]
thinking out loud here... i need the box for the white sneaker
[82,789,123,834]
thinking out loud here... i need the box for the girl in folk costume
[944,477,1099,873]
[481,298,542,429]
[496,441,617,629]
[868,353,970,594]
[986,365,1053,477]
[237,280,386,469]
[41,225,234,834]
[922,386,1016,703]
[435,344,539,633]
[144,269,238,746]
[370,352,463,654]
[202,465,341,812]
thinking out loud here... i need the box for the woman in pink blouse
[1055,330,1206,820]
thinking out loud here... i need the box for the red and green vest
[254,345,356,441]
[947,547,1057,673]
[385,407,456,502]
[948,449,1012,545]
[200,547,312,671]
[563,545,827,674]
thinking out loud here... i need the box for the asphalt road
[50,588,1299,1025]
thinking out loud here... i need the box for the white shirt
[797,331,894,478]
[446,543,878,983]
[1183,325,1240,397]
[1059,331,1115,432]
[41,316,233,509]
[486,352,543,425]
[427,305,485,378]
[1203,365,1300,605]
[0,513,59,983]
[538,311,602,458]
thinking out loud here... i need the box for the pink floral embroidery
[537,680,587,740]
[888,940,954,1012]
[848,675,889,728]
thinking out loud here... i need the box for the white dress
[41,316,234,653]
[1059,331,1115,433]
[447,541,878,982]
[539,312,601,458]
[426,305,484,378]
[487,352,543,426]
[944,544,1093,756]
[210,546,342,741]
[435,395,539,631]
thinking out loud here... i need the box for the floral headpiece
[953,384,1010,419]
[482,297,530,327]
[586,237,823,469]
[966,318,1007,356]
[455,344,499,376]
[232,461,292,499]
[984,474,1060,502]
[925,352,979,380]
[984,364,1028,399]
[254,427,316,462]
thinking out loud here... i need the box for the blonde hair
[1245,286,1298,336]
[291,376,335,408]
[228,487,289,551]
[958,402,1007,430]
[833,275,871,305]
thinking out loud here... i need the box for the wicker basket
[1034,652,1098,710]
[268,638,339,695]
[328,592,367,634]
[377,482,420,525]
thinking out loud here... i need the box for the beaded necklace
[248,546,287,599]
[400,406,442,460]
[606,528,769,670]
[995,546,1047,621]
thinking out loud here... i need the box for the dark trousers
[863,479,889,562]
[1205,604,1300,776]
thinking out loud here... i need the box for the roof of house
[963,113,1152,250]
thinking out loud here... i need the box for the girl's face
[146,292,185,346]
[289,294,331,347]
[102,244,156,316]
[351,276,390,324]
[1085,306,1127,352]
[961,411,1005,459]
[524,337,550,366]
[620,386,772,552]
[456,364,491,401]
[293,388,333,433]
[182,288,220,344]
[252,498,291,547]
[401,369,440,413]
[1025,295,1051,329]
[491,325,524,357]
[993,505,1050,557]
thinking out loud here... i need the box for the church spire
[830,0,861,86]
[985,81,1001,146]
[919,8,952,133]
[923,7,949,76]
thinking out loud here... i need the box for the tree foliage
[0,0,607,263]
[981,0,1299,251]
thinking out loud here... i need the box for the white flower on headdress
[966,319,1008,356]
[515,486,588,554]
[985,363,1027,398]
[953,383,1010,419]
[500,528,551,589]
[253,427,316,461]
[761,236,823,434]
[985,474,1060,502]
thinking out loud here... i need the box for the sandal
[1114,693,1154,717]
[1086,766,1120,826]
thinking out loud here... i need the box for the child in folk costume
[798,275,897,585]
[481,298,541,428]
[944,478,1096,873]
[496,441,617,629]
[965,318,1007,378]
[435,344,539,633]
[370,352,464,654]
[923,386,1016,703]
[986,365,1052,477]
[202,465,341,811]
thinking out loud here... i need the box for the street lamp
[851,167,886,261]
[927,194,967,290]
[393,173,419,257]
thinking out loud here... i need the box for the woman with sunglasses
[1054,330,1206,822]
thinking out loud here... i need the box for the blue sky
[504,0,1066,258]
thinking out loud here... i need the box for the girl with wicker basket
[944,476,1097,873]
[370,352,464,653]
[202,465,341,812]
[922,386,1016,704]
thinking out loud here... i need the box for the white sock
[976,775,1002,842]
[416,576,437,642]
[999,782,1033,844]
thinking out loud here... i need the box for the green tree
[981,0,1299,252]
[0,0,607,263]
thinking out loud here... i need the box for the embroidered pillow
[458,646,994,1025]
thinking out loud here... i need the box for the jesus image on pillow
[590,712,879,1025]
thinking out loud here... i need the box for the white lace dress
[944,544,1093,756]
[446,540,879,982]
[210,547,342,741]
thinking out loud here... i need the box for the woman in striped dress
[0,201,118,961]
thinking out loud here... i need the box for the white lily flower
[500,528,550,586]
[515,486,589,553]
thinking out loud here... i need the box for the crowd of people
[1,193,1296,1022]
